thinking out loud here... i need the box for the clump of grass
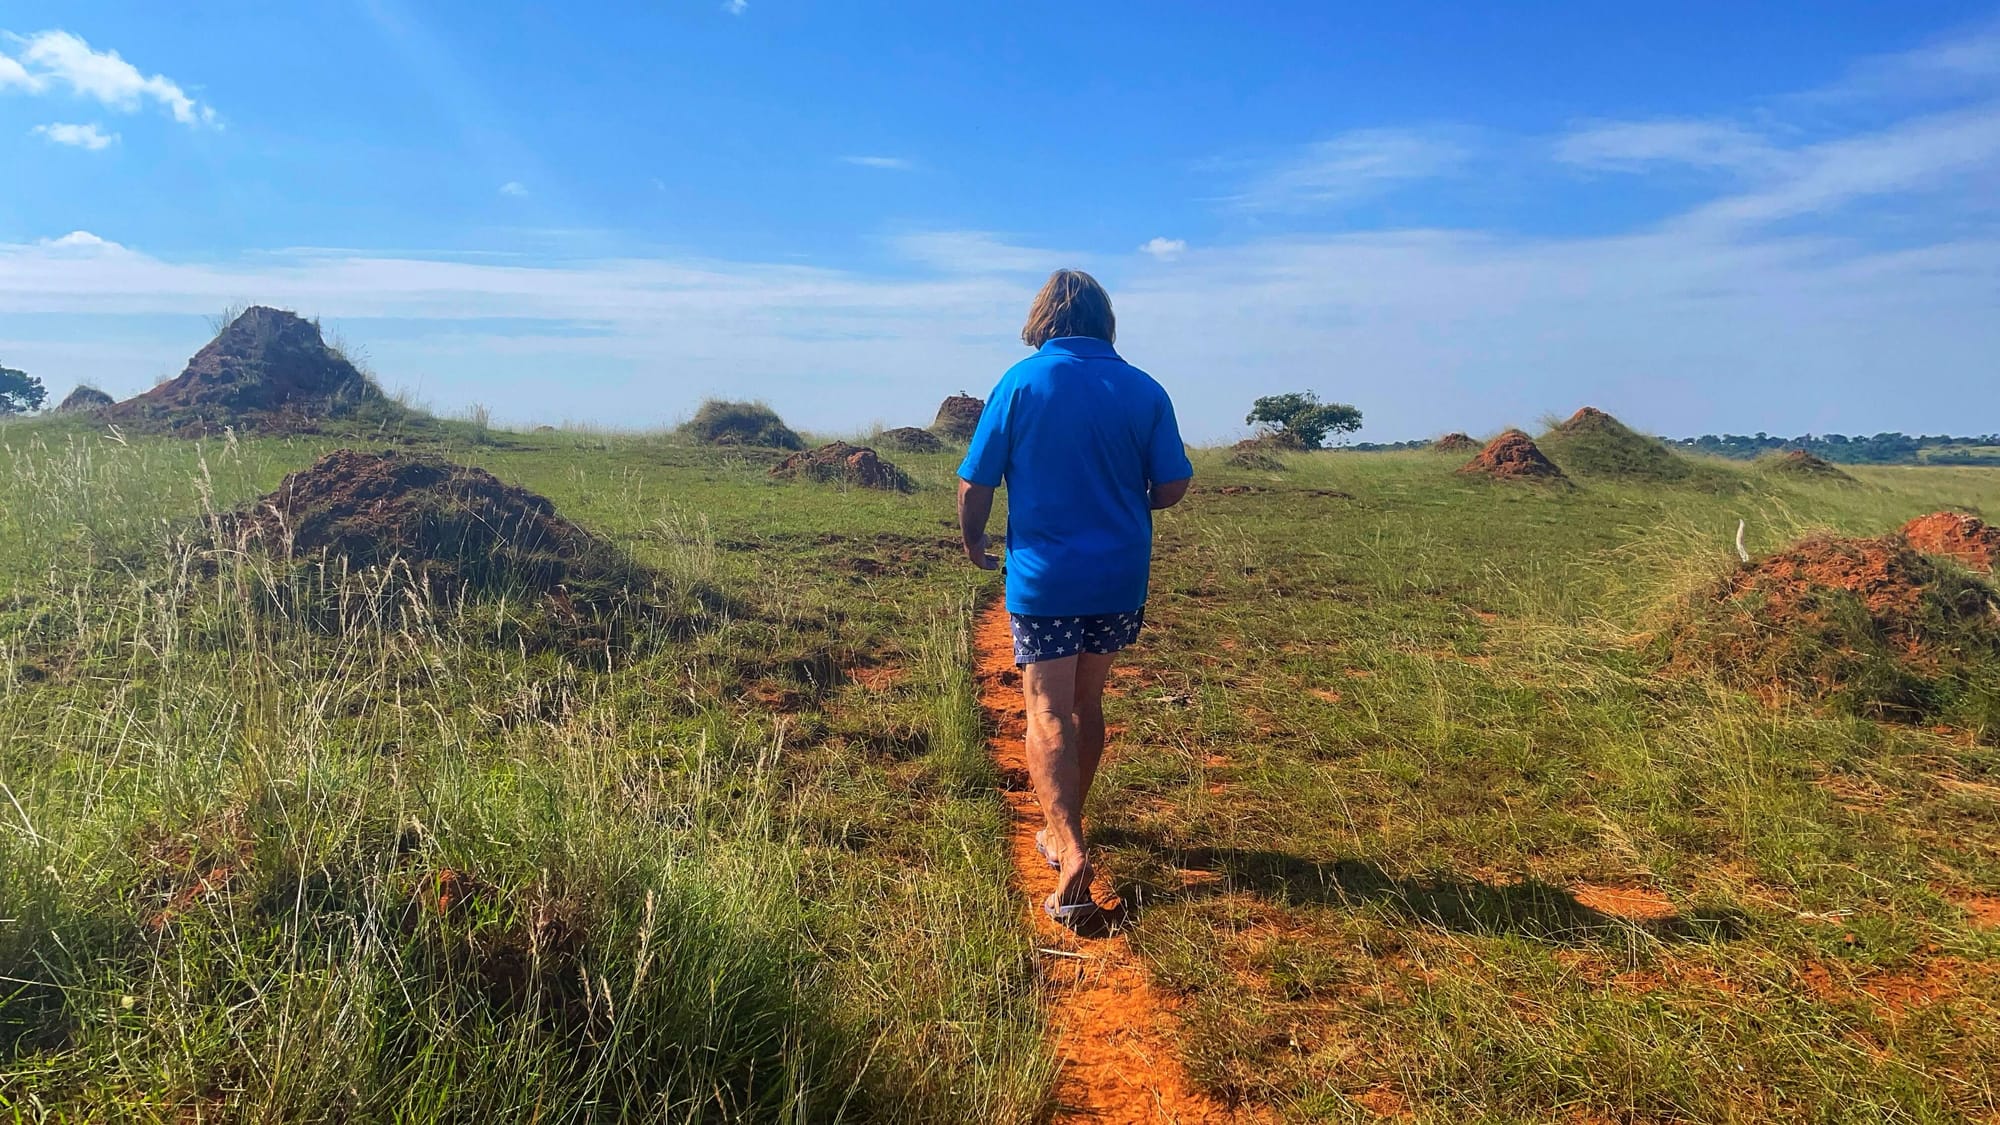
[681,400,805,450]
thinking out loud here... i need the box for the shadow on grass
[1094,829,1748,944]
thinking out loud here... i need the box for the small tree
[1246,391,1361,449]
[0,365,47,415]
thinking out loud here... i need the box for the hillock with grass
[1537,406,1701,482]
[679,398,805,449]
[105,306,417,435]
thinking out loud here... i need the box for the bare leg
[1073,650,1115,804]
[1022,656,1092,912]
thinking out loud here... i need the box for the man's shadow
[1083,827,1747,944]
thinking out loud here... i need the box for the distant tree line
[1666,432,2000,465]
[1332,431,2000,464]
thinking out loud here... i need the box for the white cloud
[1229,128,1469,211]
[842,155,914,171]
[2,198,1993,442]
[1556,119,1784,174]
[1139,237,1186,260]
[7,30,214,126]
[1679,104,2000,230]
[0,50,42,91]
[31,121,116,150]
[499,181,529,197]
[724,0,748,13]
[35,230,129,256]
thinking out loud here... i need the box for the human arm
[957,478,1000,569]
[956,378,1011,571]
[1146,390,1195,511]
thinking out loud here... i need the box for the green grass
[0,420,1046,1121]
[3,422,1998,1122]
[1099,449,2000,1121]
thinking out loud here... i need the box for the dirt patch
[1941,888,2000,929]
[1537,407,1692,482]
[1205,484,1350,499]
[106,307,399,434]
[1458,430,1568,483]
[973,602,1250,1123]
[1800,955,1985,1018]
[1767,449,1855,483]
[1570,883,1679,923]
[769,441,912,491]
[1667,533,2000,724]
[1903,512,1999,572]
[1430,432,1478,453]
[876,426,946,453]
[848,662,905,691]
[931,394,985,442]
[229,449,657,635]
[54,385,113,413]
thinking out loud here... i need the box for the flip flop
[1044,899,1096,924]
[1033,832,1060,870]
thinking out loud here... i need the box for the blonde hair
[1020,269,1116,348]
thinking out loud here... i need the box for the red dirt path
[973,602,1247,1124]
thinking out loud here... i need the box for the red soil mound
[1458,430,1568,482]
[234,449,645,608]
[1671,533,2000,723]
[55,385,113,413]
[1769,449,1854,481]
[876,426,946,453]
[1903,512,1999,571]
[1431,432,1478,452]
[930,394,985,442]
[108,307,393,433]
[1555,406,1619,434]
[770,441,912,491]
[1716,536,1937,644]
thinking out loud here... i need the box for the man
[957,269,1193,923]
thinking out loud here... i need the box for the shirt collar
[1037,336,1118,359]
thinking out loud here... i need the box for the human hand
[965,533,999,571]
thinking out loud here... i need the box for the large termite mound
[876,426,946,454]
[680,400,805,450]
[930,395,985,442]
[1431,432,1478,452]
[107,307,400,433]
[1668,533,2000,728]
[1765,449,1855,483]
[1539,407,1693,482]
[1903,512,1999,572]
[55,385,114,413]
[1226,435,1291,472]
[1458,430,1568,482]
[769,441,912,491]
[230,450,661,644]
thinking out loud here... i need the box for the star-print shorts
[1009,609,1146,665]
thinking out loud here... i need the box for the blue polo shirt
[958,337,1193,616]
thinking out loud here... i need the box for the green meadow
[2,416,1997,1122]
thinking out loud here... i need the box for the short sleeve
[1147,392,1194,484]
[957,381,1011,487]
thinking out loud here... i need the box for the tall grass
[0,428,1050,1121]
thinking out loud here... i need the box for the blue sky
[2,2,1997,441]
